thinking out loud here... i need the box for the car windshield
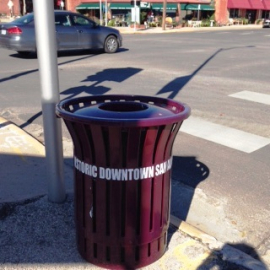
[12,14,34,25]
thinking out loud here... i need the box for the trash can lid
[56,95,190,127]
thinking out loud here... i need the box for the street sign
[140,2,150,8]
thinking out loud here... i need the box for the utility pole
[105,0,107,26]
[99,0,103,25]
[33,0,66,203]
[134,0,137,31]
[22,0,26,15]
[162,0,167,30]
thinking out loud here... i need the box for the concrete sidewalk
[0,117,268,270]
[114,24,262,34]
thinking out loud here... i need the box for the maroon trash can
[56,95,190,269]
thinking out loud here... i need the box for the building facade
[1,0,270,25]
[0,0,64,17]
[227,0,270,23]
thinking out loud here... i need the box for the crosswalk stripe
[229,91,270,105]
[180,116,270,153]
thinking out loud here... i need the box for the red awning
[262,0,270,9]
[228,0,270,9]
[248,0,265,9]
[89,0,212,3]
[227,0,250,9]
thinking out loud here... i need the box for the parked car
[0,10,123,56]
[262,18,270,28]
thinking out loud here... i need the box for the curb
[116,24,262,34]
[0,117,45,156]
[170,215,267,270]
[170,215,222,249]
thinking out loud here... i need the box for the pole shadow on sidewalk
[197,243,268,270]
[19,67,143,129]
[61,67,143,100]
[171,156,209,221]
[167,156,209,247]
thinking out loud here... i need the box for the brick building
[0,0,62,17]
[1,0,270,25]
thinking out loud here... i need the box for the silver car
[0,10,123,56]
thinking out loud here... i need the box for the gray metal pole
[33,0,66,203]
[99,0,102,25]
[197,4,201,21]
[134,0,136,32]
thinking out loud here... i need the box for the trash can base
[77,231,167,269]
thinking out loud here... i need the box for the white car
[262,18,270,28]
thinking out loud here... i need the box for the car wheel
[104,35,119,53]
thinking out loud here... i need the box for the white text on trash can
[74,156,173,181]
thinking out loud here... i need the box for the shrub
[201,20,211,27]
[172,18,180,27]
[108,19,115,27]
[140,11,147,23]
[149,22,157,27]
[241,18,248,24]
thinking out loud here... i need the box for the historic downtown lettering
[74,156,173,181]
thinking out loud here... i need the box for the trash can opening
[99,101,148,112]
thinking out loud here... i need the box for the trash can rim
[56,95,191,127]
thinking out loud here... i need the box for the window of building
[229,9,239,18]
[262,10,270,19]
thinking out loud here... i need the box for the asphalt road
[0,28,270,260]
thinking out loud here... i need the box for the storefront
[0,0,65,16]
[75,2,214,21]
[227,0,270,22]
[109,3,133,19]
[1,0,269,25]
[76,3,100,18]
